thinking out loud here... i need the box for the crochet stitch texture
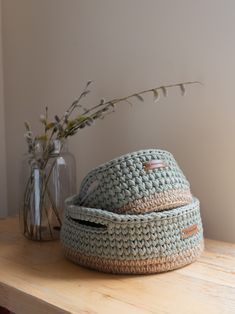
[78,149,193,214]
[61,197,203,274]
[61,149,203,274]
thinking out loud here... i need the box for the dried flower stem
[63,81,201,137]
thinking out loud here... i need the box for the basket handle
[66,205,110,231]
[69,216,107,230]
[78,173,100,204]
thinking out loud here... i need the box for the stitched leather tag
[182,224,198,239]
[144,160,167,171]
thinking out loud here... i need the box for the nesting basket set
[61,149,204,274]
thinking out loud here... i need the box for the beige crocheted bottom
[63,241,204,274]
[114,189,193,214]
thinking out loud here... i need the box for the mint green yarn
[77,149,191,211]
[61,197,203,261]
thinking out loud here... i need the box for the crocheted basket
[61,196,204,274]
[77,149,193,214]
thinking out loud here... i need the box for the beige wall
[2,0,235,241]
[0,0,7,218]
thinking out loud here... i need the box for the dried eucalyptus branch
[24,80,201,161]
[61,80,201,138]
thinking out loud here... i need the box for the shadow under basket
[61,196,203,274]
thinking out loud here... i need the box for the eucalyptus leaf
[54,115,60,123]
[152,89,160,103]
[134,94,144,102]
[102,106,110,113]
[100,98,105,105]
[24,122,30,131]
[71,99,79,107]
[161,86,168,97]
[86,80,93,88]
[81,90,90,98]
[93,112,103,120]
[85,118,94,126]
[125,99,133,107]
[179,84,186,96]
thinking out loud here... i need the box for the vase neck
[52,139,68,154]
[34,139,68,157]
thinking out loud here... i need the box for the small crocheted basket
[61,196,203,274]
[77,149,192,214]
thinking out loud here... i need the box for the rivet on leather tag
[144,160,167,171]
[182,224,198,239]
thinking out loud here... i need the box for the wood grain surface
[0,217,235,314]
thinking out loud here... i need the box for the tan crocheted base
[63,241,204,274]
[115,189,193,214]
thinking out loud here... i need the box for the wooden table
[0,217,235,314]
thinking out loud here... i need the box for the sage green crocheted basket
[78,149,192,214]
[61,196,203,274]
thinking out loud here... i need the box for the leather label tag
[144,160,167,171]
[182,224,198,239]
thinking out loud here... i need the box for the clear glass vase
[19,139,76,241]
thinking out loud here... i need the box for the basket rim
[65,196,199,225]
[82,148,174,175]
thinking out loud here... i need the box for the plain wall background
[1,0,235,241]
[0,0,7,218]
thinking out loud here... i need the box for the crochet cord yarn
[77,149,192,214]
[61,197,203,274]
[61,149,203,274]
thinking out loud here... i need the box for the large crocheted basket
[61,196,204,274]
[78,149,192,214]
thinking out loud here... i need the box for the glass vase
[19,139,76,241]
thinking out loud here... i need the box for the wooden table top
[0,217,235,314]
